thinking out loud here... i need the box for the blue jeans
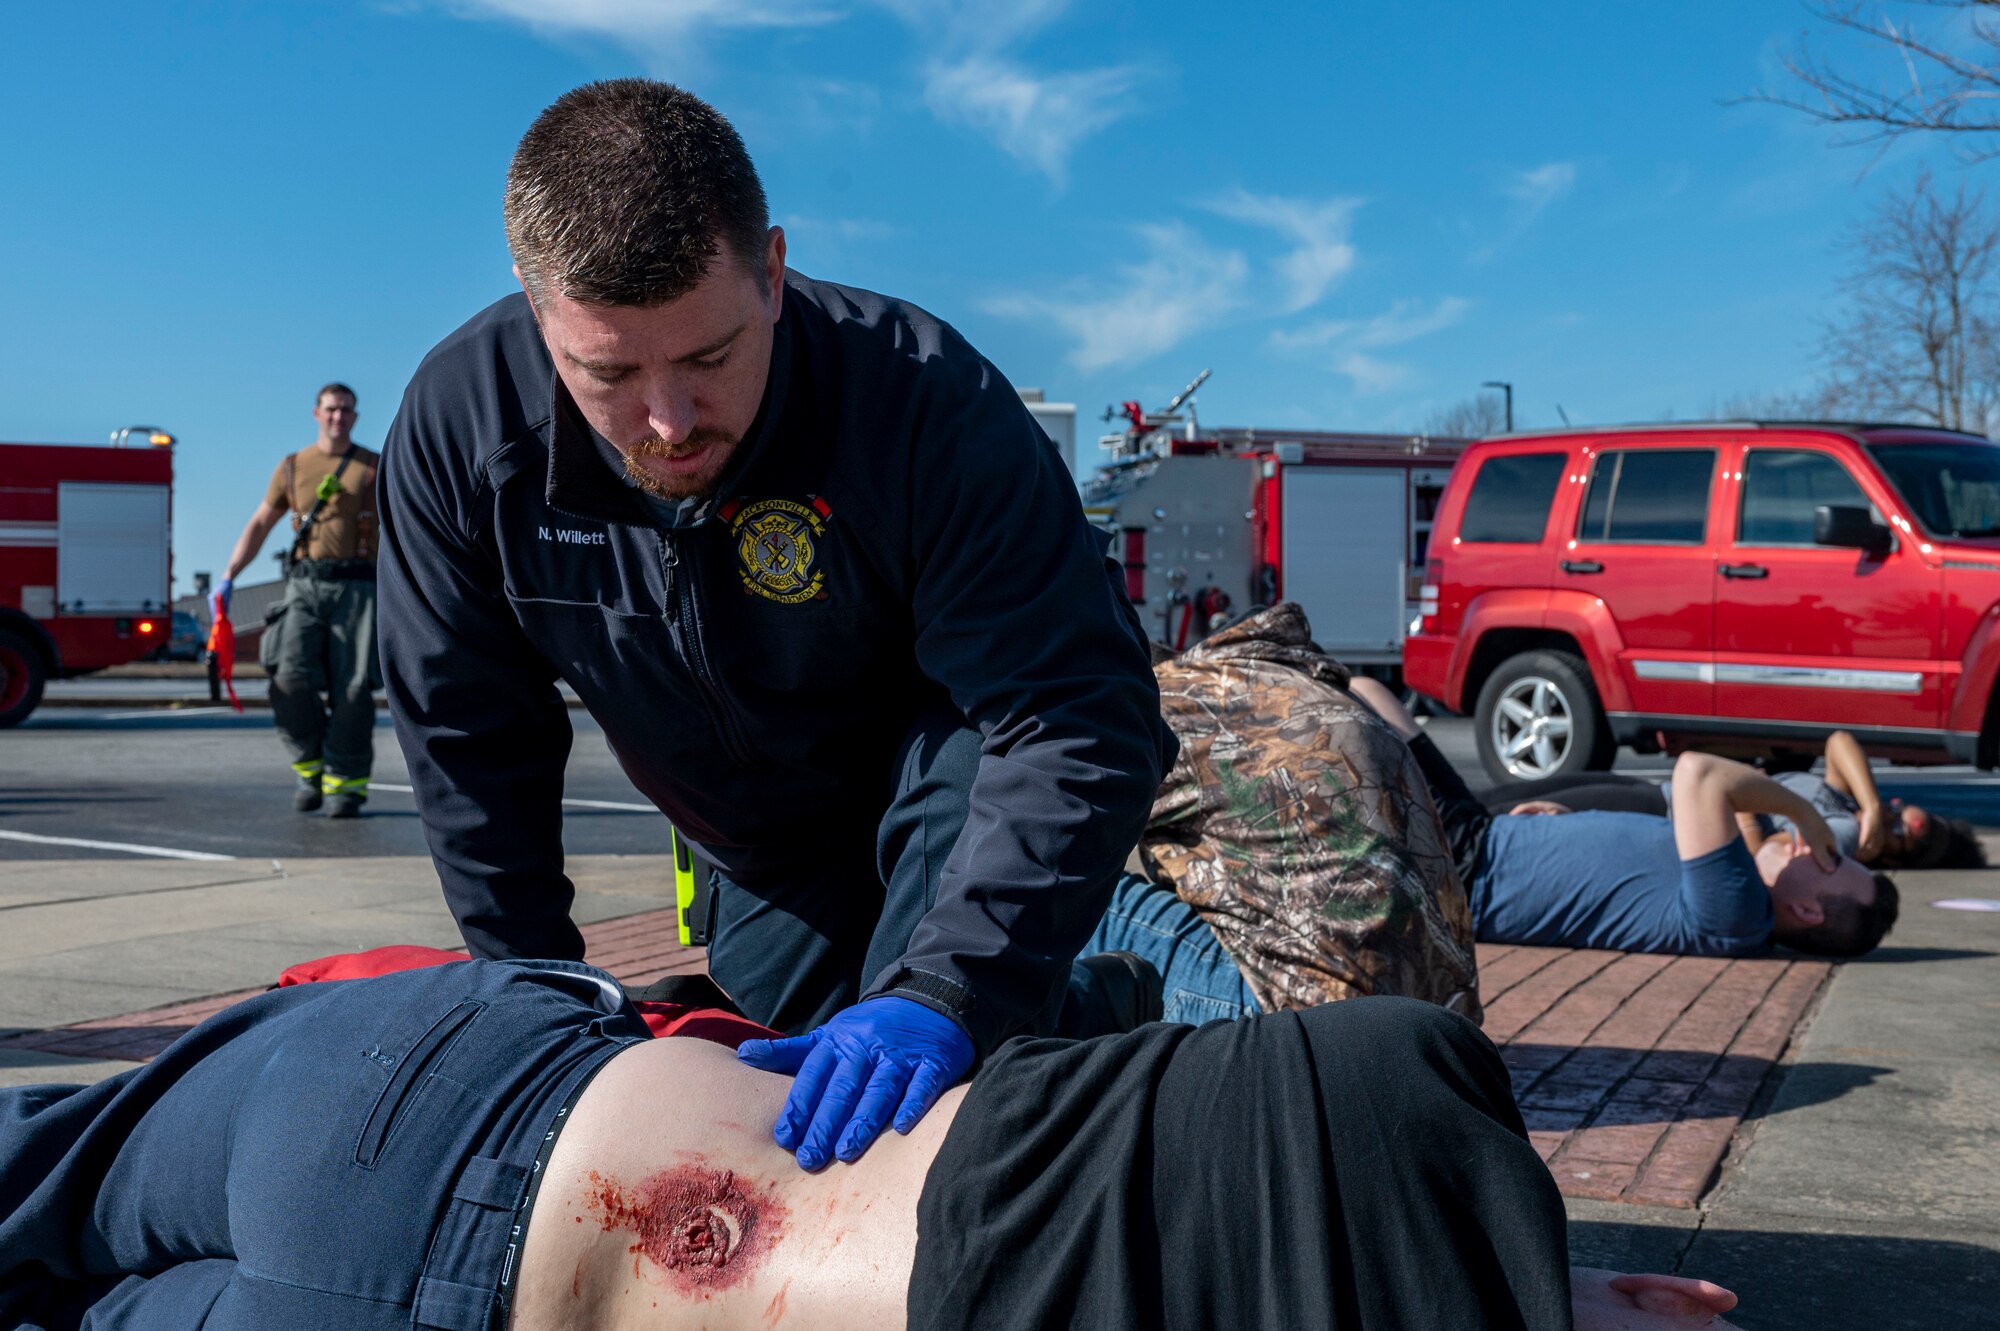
[0,959,647,1330]
[1086,873,1260,1024]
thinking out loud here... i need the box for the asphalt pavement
[1,705,670,862]
[17,685,2000,863]
[0,702,683,1062]
[2,705,1998,1328]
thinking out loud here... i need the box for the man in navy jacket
[378,80,1173,1170]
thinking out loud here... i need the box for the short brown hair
[317,383,356,407]
[504,79,770,307]
[1784,872,1900,959]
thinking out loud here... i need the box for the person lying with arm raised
[1347,677,1898,961]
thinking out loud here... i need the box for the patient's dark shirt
[907,1005,1575,1330]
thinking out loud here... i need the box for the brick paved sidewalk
[0,908,706,1063]
[1479,941,1833,1209]
[0,916,1837,1212]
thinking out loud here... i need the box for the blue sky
[0,1,1975,588]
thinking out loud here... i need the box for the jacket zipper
[658,532,756,767]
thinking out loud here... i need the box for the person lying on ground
[1102,603,1479,1023]
[0,956,1742,1331]
[1726,731,1984,870]
[1347,678,1899,960]
[1482,731,1983,870]
[1482,772,1669,820]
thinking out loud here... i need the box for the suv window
[1576,448,1714,544]
[1865,440,2000,537]
[1458,453,1564,543]
[1738,450,1871,545]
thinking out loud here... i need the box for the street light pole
[1482,380,1514,432]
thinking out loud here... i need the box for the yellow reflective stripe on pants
[320,775,370,796]
[672,827,697,946]
[291,760,324,781]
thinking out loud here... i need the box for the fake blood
[585,1162,787,1294]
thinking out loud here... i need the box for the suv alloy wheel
[1473,650,1613,782]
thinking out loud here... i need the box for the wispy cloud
[1471,160,1576,264]
[873,0,1069,50]
[1269,297,1471,394]
[1204,190,1361,312]
[432,0,1145,183]
[781,77,886,140]
[1507,161,1576,215]
[921,56,1142,185]
[778,213,907,244]
[984,223,1249,372]
[989,204,1454,382]
[440,0,842,48]
[907,1,1144,184]
[1272,297,1472,352]
[1332,353,1410,394]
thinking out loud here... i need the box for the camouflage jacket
[1141,604,1482,1020]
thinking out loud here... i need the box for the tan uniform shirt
[264,443,380,562]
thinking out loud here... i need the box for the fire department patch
[730,498,828,604]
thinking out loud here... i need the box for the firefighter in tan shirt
[219,383,380,817]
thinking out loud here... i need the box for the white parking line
[367,783,655,813]
[0,830,236,861]
[98,707,238,721]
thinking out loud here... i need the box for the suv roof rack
[1475,420,1991,443]
[1752,419,1991,440]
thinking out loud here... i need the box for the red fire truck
[1082,373,1467,671]
[0,427,177,726]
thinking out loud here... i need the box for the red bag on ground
[206,594,243,713]
[275,945,777,1048]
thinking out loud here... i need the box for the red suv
[1403,423,2000,781]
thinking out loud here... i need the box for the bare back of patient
[513,1037,953,1330]
[512,1040,1741,1331]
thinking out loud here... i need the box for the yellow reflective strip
[673,827,696,947]
[320,775,370,795]
[291,760,324,778]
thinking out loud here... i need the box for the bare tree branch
[1702,386,1844,419]
[1423,393,1511,438]
[1744,1,2000,160]
[1816,171,2000,432]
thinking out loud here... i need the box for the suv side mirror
[1814,504,1893,556]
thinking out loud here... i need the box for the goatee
[620,429,737,500]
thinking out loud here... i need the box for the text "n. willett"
[538,527,608,545]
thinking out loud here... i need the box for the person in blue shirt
[1488,729,1985,870]
[1346,680,1898,960]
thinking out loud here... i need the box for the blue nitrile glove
[737,995,975,1171]
[214,578,233,614]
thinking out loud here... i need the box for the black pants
[703,701,1076,1040]
[1404,732,1494,894]
[1485,772,1667,818]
